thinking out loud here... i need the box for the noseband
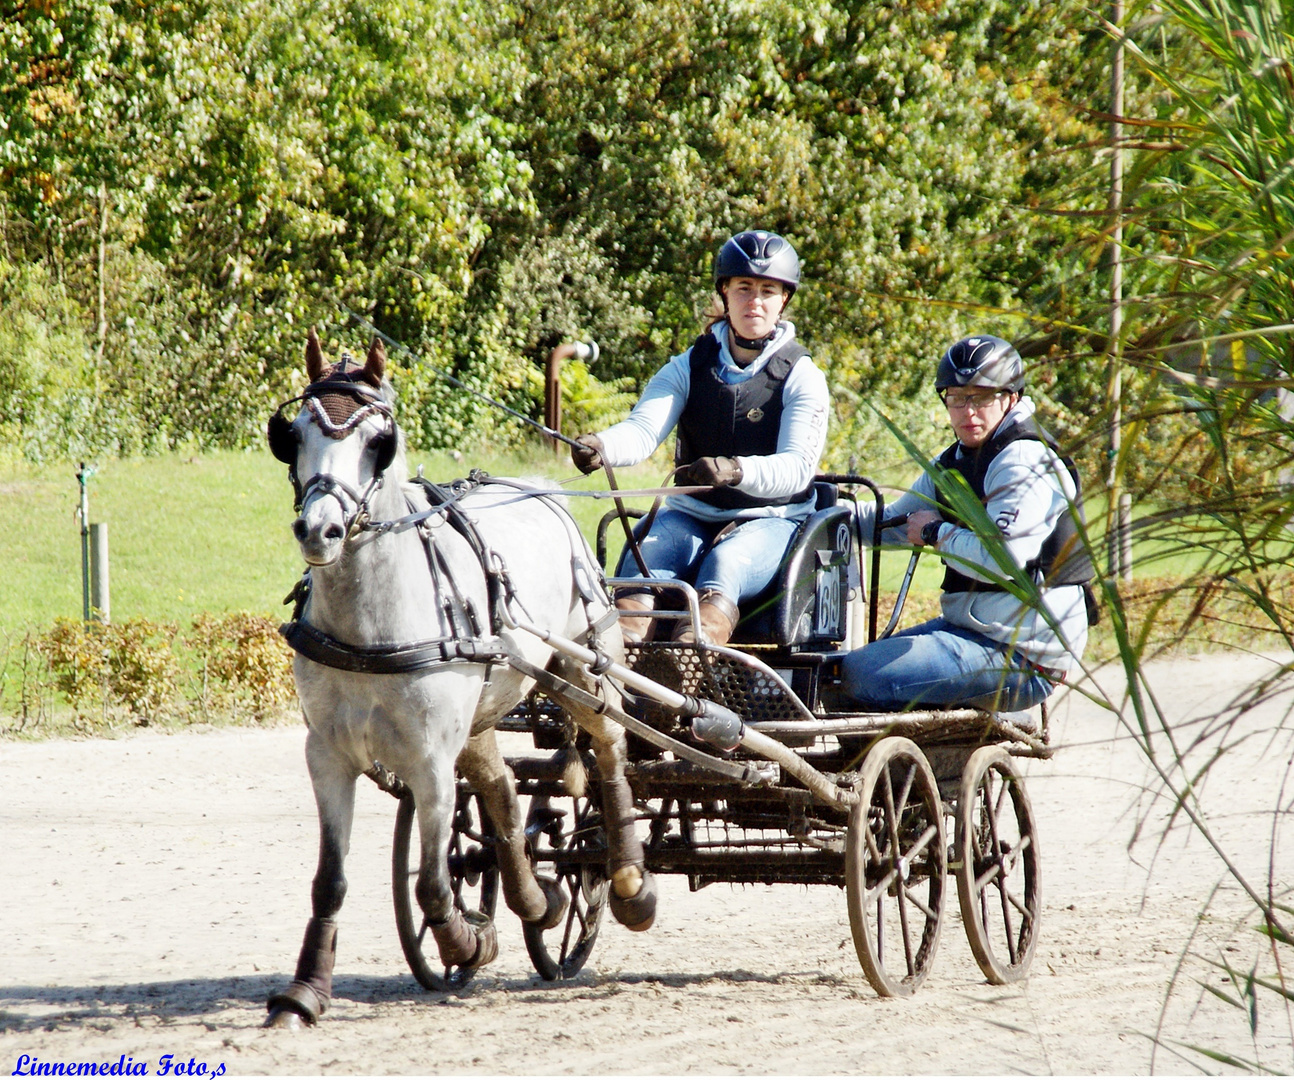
[268,366,398,527]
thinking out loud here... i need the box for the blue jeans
[840,617,1056,712]
[615,509,800,605]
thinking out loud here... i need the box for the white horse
[264,330,656,1027]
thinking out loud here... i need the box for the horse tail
[561,746,588,799]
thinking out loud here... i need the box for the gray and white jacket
[855,399,1088,674]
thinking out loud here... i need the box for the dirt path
[2,653,1291,1075]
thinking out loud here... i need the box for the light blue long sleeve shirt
[596,320,830,523]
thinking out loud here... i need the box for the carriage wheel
[955,746,1040,984]
[522,795,609,980]
[845,736,946,997]
[392,786,500,992]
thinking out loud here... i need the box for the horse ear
[363,337,386,386]
[306,327,326,382]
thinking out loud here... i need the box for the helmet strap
[731,328,777,351]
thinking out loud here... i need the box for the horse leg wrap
[431,907,497,970]
[479,775,551,924]
[599,777,657,932]
[533,875,569,931]
[265,917,337,1024]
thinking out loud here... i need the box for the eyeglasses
[940,389,1006,411]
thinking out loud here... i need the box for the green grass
[5,446,1282,654]
[0,445,677,634]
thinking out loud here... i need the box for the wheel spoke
[865,866,899,906]
[997,880,1018,964]
[895,871,916,976]
[1004,886,1032,920]
[901,823,939,864]
[991,771,1010,821]
[875,895,884,963]
[903,885,938,922]
[892,760,917,819]
[974,861,1002,892]
[984,776,1006,862]
[864,819,885,863]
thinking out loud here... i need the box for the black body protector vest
[934,417,1096,609]
[674,331,816,512]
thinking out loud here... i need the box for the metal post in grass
[90,522,110,624]
[76,460,93,620]
[1107,0,1133,582]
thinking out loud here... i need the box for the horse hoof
[264,1007,307,1030]
[534,876,569,931]
[609,870,657,932]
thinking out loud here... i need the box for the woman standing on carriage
[570,230,830,646]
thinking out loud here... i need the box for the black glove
[688,456,743,488]
[571,433,604,475]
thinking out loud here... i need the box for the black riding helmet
[714,230,801,299]
[935,335,1025,393]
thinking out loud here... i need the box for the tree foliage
[1,0,1104,463]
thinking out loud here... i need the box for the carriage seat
[729,483,854,649]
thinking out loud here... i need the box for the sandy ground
[2,651,1292,1076]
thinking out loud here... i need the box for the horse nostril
[292,519,309,541]
[324,524,346,541]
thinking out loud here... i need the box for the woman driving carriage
[570,230,829,646]
[843,334,1095,713]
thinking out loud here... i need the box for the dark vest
[673,331,816,511]
[934,416,1096,596]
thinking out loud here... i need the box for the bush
[5,612,296,734]
[188,612,296,721]
[34,616,179,728]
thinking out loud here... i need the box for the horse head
[268,328,402,566]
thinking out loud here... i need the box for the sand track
[2,653,1291,1075]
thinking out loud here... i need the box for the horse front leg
[458,730,567,930]
[411,760,500,973]
[552,655,658,932]
[266,736,356,1028]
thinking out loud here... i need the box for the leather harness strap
[282,619,508,674]
[279,471,612,677]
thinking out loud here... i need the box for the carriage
[386,474,1051,999]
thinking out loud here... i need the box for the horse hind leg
[458,730,567,930]
[550,653,658,932]
[266,743,356,1028]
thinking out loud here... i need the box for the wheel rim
[523,795,609,981]
[392,788,499,992]
[955,746,1040,984]
[845,736,946,997]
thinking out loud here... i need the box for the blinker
[371,430,397,475]
[267,411,297,464]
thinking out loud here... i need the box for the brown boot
[674,590,738,646]
[616,593,657,643]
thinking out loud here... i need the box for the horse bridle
[268,372,398,526]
